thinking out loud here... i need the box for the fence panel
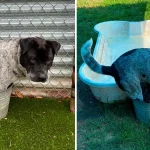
[0,0,75,98]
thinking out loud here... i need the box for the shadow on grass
[77,2,150,150]
[78,76,135,121]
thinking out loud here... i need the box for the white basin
[79,20,150,103]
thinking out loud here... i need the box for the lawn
[77,0,150,149]
[0,98,75,150]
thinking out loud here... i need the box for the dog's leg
[121,78,143,101]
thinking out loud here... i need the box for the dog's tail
[81,38,112,75]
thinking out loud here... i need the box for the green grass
[78,0,150,149]
[0,98,75,150]
[78,100,150,150]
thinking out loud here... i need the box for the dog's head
[19,37,61,82]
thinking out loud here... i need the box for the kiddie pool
[79,20,150,103]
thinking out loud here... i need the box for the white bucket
[0,86,12,119]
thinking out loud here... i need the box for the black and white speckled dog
[0,37,60,91]
[81,38,150,102]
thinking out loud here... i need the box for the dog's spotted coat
[0,38,26,91]
[81,39,150,102]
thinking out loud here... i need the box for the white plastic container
[79,20,150,103]
[0,86,12,119]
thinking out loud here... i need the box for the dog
[0,37,61,91]
[81,38,150,102]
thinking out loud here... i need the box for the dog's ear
[46,40,61,55]
[19,38,36,55]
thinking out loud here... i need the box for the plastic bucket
[0,86,12,119]
[132,99,150,124]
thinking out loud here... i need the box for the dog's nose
[38,77,47,82]
[38,73,47,82]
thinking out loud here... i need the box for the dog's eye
[30,58,36,64]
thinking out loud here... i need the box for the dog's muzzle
[29,72,48,82]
